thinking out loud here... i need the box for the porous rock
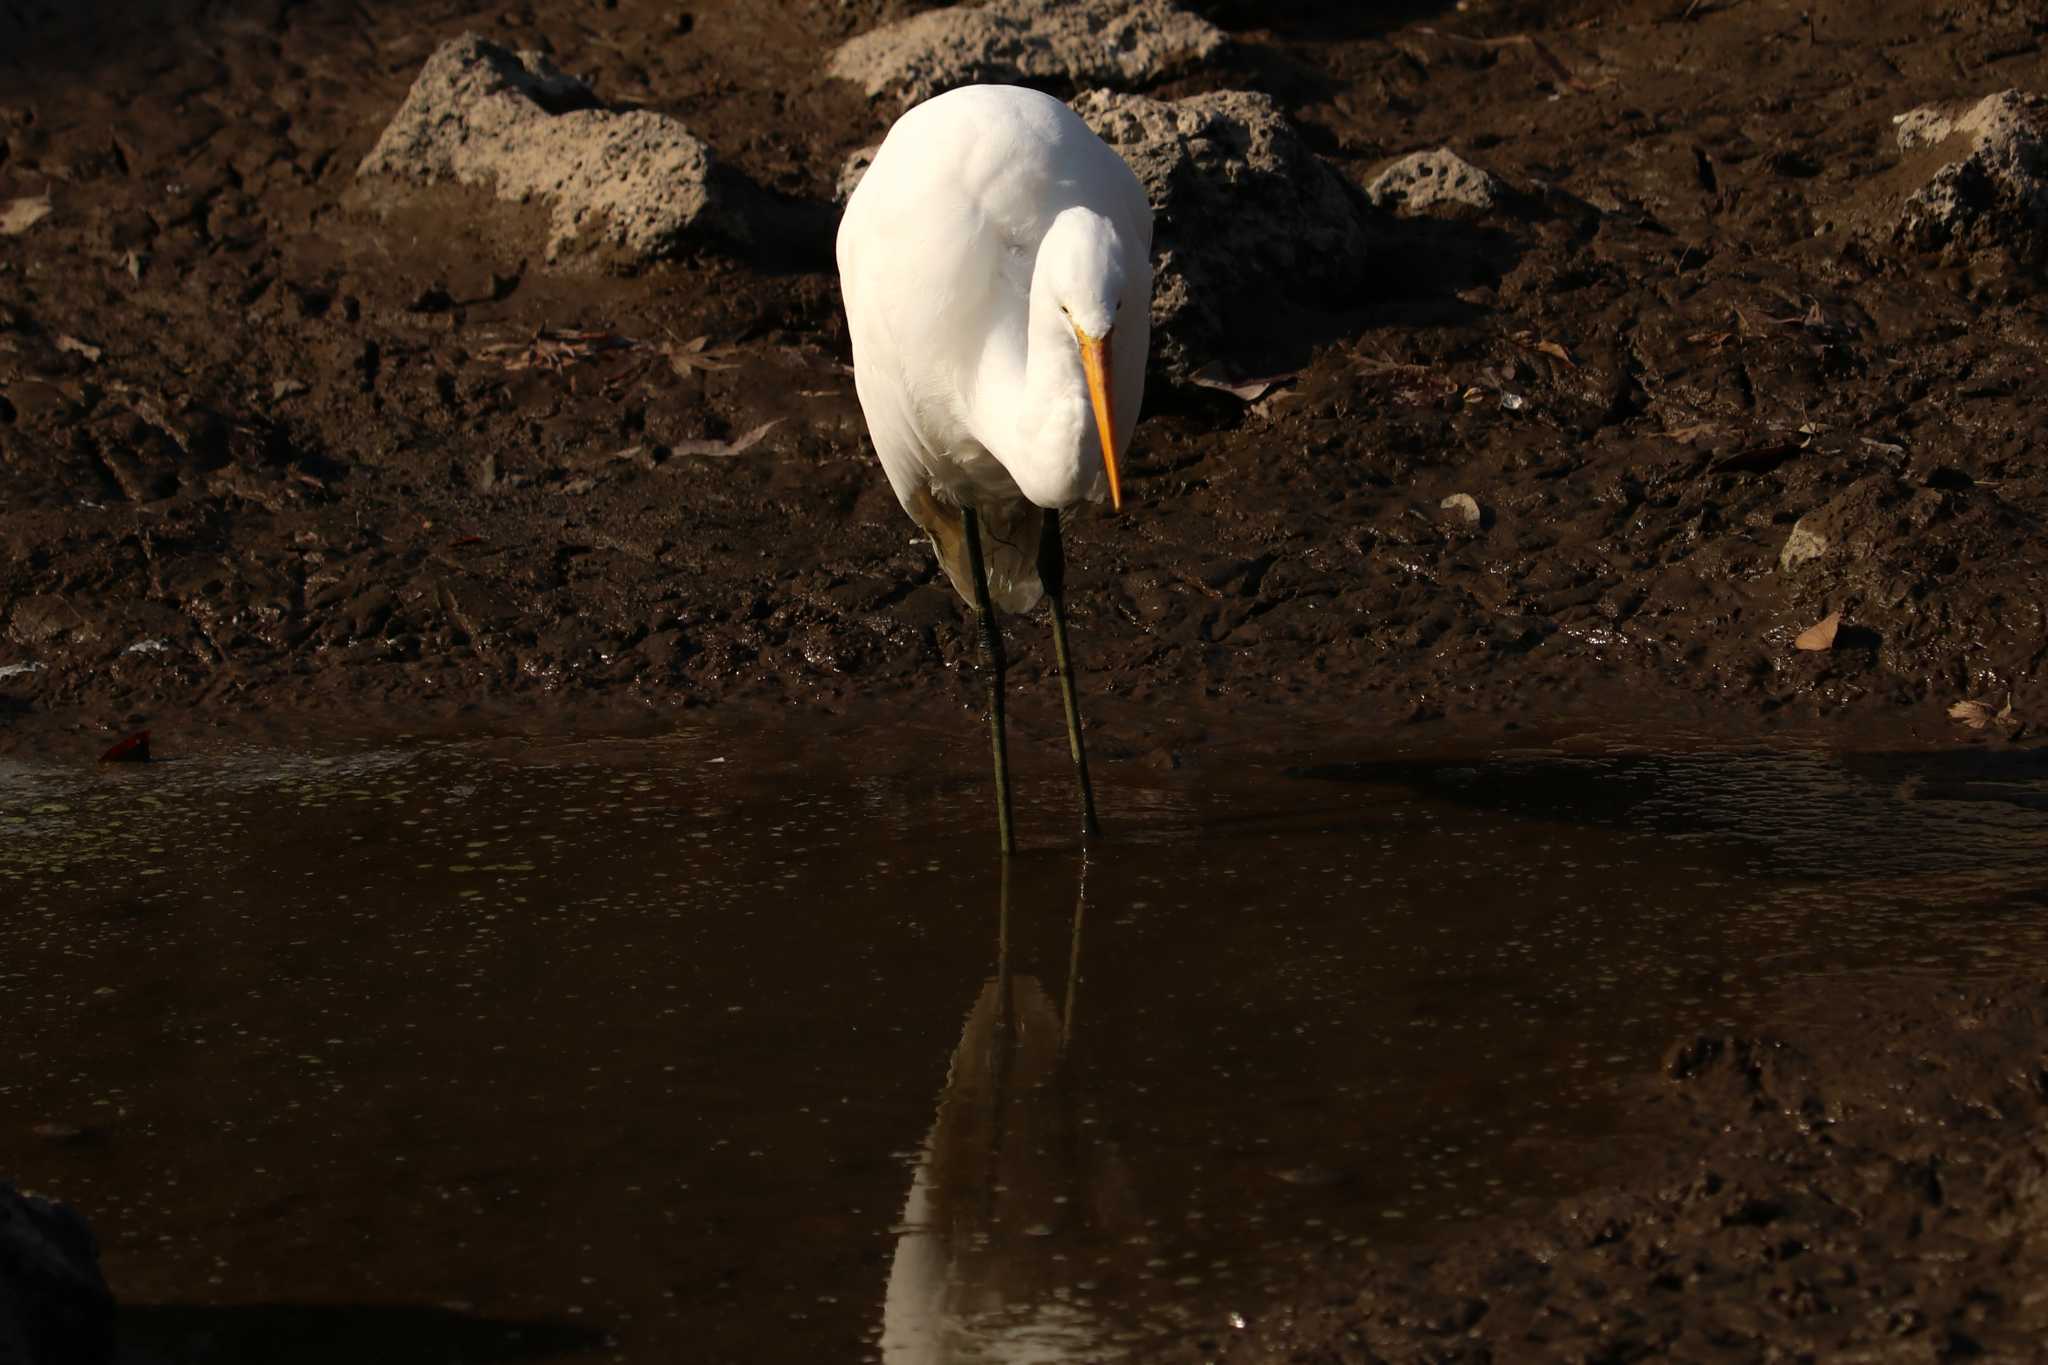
[1891,89,2048,251]
[835,145,878,206]
[1368,148,1502,215]
[1071,88,1371,381]
[0,1183,114,1365]
[1778,519,1830,572]
[828,0,1225,106]
[357,34,723,269]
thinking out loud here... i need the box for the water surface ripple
[3,736,2045,1361]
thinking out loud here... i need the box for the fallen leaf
[56,334,102,363]
[1663,423,1721,443]
[1188,361,1295,403]
[661,334,741,376]
[1794,610,1840,651]
[1413,28,1603,92]
[99,730,150,763]
[484,328,637,373]
[1947,699,2020,732]
[1,195,52,235]
[669,419,781,459]
[1512,333,1578,367]
[1248,387,1299,420]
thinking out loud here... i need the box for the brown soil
[4,0,2046,760]
[5,0,2048,1357]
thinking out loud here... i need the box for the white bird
[837,84,1153,854]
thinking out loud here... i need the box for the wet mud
[6,1,2048,1361]
[2,0,2046,753]
[1244,976,2048,1364]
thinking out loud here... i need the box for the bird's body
[837,83,1153,852]
[838,84,1152,613]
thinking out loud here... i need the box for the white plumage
[837,84,1153,613]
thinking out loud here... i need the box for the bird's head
[1042,208,1131,511]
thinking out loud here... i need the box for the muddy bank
[1,0,2045,760]
[1234,972,2048,1363]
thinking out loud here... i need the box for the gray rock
[357,34,723,269]
[1071,88,1370,381]
[1891,89,2048,249]
[1779,519,1831,572]
[836,144,879,206]
[0,1183,113,1365]
[1368,148,1502,215]
[829,0,1225,106]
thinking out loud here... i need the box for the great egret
[837,84,1153,854]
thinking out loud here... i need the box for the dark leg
[1038,509,1100,837]
[1060,850,1088,1053]
[962,506,1015,856]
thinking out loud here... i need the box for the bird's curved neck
[966,245,1091,508]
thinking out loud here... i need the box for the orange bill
[1075,330,1122,511]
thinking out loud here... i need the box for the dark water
[3,730,2046,1363]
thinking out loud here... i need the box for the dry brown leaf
[1188,361,1294,403]
[1946,698,2019,732]
[1512,333,1578,367]
[1413,28,1601,92]
[56,334,102,363]
[662,334,741,377]
[1663,423,1720,443]
[1949,699,1997,729]
[484,328,636,373]
[1,195,51,235]
[670,419,781,459]
[1794,610,1840,651]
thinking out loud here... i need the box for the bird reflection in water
[879,857,1139,1363]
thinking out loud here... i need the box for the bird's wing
[841,196,1045,616]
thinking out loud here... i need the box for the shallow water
[3,730,2046,1363]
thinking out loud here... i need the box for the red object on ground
[99,731,150,763]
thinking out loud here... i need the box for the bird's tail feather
[906,488,1045,615]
